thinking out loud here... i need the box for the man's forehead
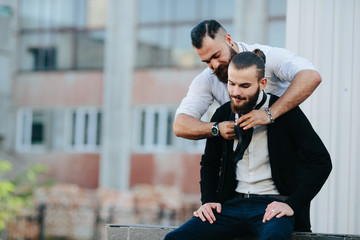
[229,65,258,81]
[196,35,225,58]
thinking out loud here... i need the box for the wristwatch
[211,122,220,136]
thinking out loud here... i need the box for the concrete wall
[286,0,360,234]
[0,0,17,152]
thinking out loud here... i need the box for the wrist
[211,122,220,136]
[264,108,274,124]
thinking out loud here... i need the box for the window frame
[133,105,206,153]
[64,107,102,153]
[16,108,49,152]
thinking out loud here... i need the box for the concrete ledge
[106,224,360,240]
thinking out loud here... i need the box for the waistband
[235,192,289,202]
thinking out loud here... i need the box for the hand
[193,202,222,224]
[262,201,294,223]
[237,110,270,130]
[218,121,236,140]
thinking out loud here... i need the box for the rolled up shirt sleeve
[175,69,218,119]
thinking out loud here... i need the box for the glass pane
[71,111,76,146]
[31,111,45,145]
[200,0,215,19]
[56,32,75,70]
[153,112,159,145]
[166,110,173,146]
[84,113,89,145]
[137,28,172,67]
[96,112,101,146]
[20,0,41,29]
[138,0,160,23]
[53,0,77,28]
[268,0,287,16]
[267,21,286,48]
[140,110,146,145]
[76,30,105,69]
[175,0,196,22]
[212,0,235,20]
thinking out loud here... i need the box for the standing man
[165,50,332,240]
[173,19,322,140]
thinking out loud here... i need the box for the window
[66,108,102,152]
[133,106,206,153]
[28,47,57,71]
[136,0,234,68]
[267,0,287,47]
[16,109,49,151]
[18,0,106,71]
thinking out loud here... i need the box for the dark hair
[230,49,266,80]
[190,19,226,49]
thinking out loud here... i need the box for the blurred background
[0,0,359,239]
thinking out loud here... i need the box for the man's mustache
[230,95,246,100]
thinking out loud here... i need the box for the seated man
[165,50,332,240]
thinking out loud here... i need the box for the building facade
[1,0,286,193]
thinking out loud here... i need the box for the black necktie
[233,91,267,164]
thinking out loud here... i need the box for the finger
[193,211,198,217]
[237,115,251,125]
[265,211,277,222]
[263,208,278,223]
[216,204,222,213]
[240,119,255,129]
[241,121,255,130]
[202,208,215,223]
[197,211,206,222]
[226,134,236,139]
[276,211,286,218]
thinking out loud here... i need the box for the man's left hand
[262,201,294,223]
[237,110,270,130]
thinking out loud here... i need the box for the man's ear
[225,34,234,46]
[259,78,267,90]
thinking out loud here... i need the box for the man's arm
[238,69,322,130]
[173,114,236,140]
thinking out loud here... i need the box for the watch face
[212,126,219,136]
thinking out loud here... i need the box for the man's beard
[213,46,237,84]
[230,87,261,115]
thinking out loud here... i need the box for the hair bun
[252,48,266,64]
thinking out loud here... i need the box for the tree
[0,159,48,234]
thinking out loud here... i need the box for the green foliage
[0,159,49,233]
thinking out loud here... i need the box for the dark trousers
[165,196,294,240]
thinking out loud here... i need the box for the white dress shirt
[175,42,318,119]
[234,92,279,195]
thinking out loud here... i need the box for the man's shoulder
[194,68,215,81]
[238,42,273,54]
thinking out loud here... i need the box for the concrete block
[106,224,360,240]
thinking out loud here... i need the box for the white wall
[286,0,360,234]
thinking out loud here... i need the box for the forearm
[173,113,214,140]
[269,70,322,119]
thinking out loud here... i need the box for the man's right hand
[218,121,236,140]
[193,203,222,224]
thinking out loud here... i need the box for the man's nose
[232,86,242,96]
[210,59,220,69]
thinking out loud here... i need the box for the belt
[235,192,289,202]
